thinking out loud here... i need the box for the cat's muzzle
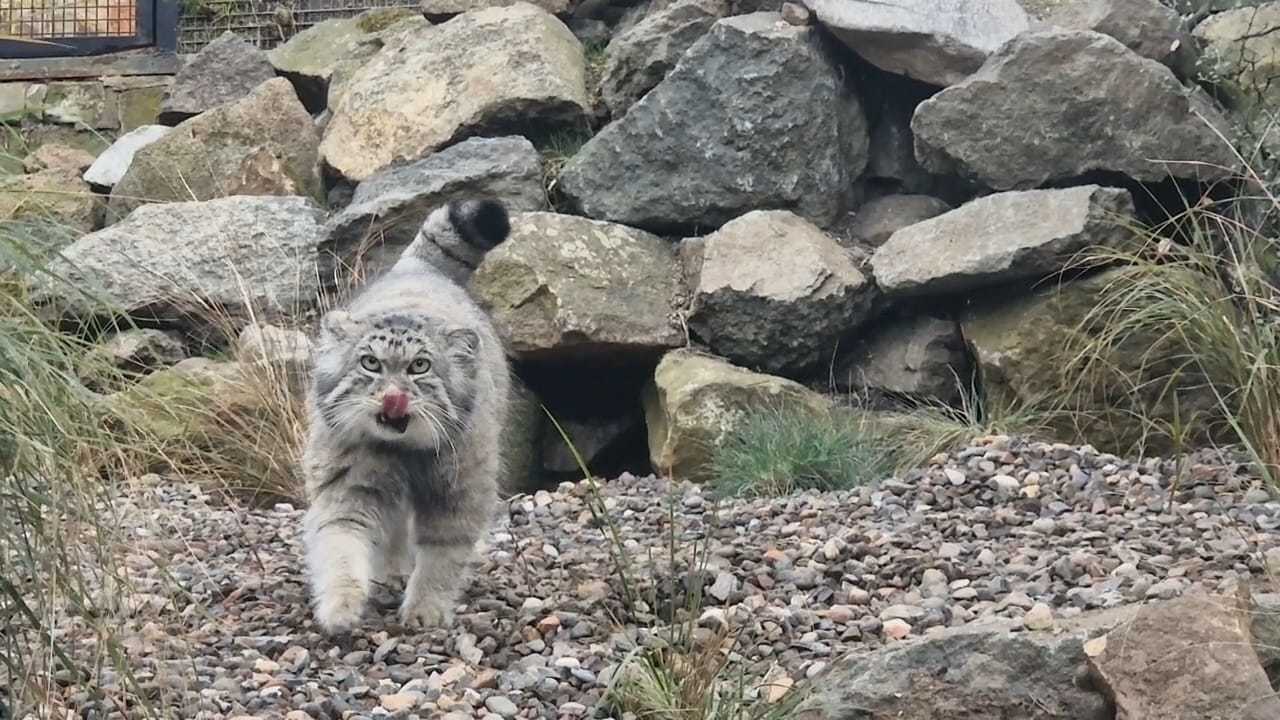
[378,391,412,434]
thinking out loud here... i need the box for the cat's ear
[320,310,356,343]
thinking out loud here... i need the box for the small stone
[484,695,520,717]
[883,618,912,640]
[780,2,811,25]
[1023,603,1054,630]
[252,658,281,674]
[708,572,738,602]
[1031,518,1058,535]
[880,604,926,622]
[944,468,966,485]
[380,691,425,713]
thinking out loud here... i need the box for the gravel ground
[35,436,1280,719]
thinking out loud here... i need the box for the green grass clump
[1068,169,1280,485]
[710,407,897,498]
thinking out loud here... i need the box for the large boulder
[34,196,325,332]
[835,314,968,403]
[469,212,683,361]
[1088,591,1280,720]
[78,328,188,392]
[1040,0,1193,71]
[912,31,1239,190]
[642,349,831,481]
[326,14,434,111]
[320,3,590,182]
[321,136,546,283]
[961,268,1219,453]
[803,0,1030,86]
[798,611,1128,720]
[267,8,427,112]
[558,12,869,233]
[0,166,101,237]
[599,0,728,116]
[83,125,171,189]
[871,185,1135,298]
[1193,3,1280,111]
[686,210,875,376]
[109,78,321,221]
[158,32,276,125]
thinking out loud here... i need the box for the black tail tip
[448,198,510,251]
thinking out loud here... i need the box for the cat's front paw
[398,596,454,628]
[315,585,367,634]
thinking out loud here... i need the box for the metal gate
[0,0,178,58]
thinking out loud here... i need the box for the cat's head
[310,310,480,450]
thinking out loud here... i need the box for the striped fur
[301,199,511,633]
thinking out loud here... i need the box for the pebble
[1023,603,1055,631]
[484,695,520,717]
[883,619,912,640]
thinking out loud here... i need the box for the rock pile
[13,0,1265,488]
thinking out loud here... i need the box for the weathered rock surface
[912,31,1239,189]
[321,3,589,182]
[799,612,1127,720]
[1041,0,1191,70]
[469,212,682,360]
[322,136,545,283]
[962,268,1219,452]
[803,0,1030,86]
[267,8,425,112]
[326,14,434,111]
[1193,3,1280,111]
[558,12,869,232]
[687,210,875,375]
[79,328,189,392]
[83,125,171,188]
[23,143,95,174]
[835,315,968,402]
[109,78,321,221]
[872,185,1135,298]
[844,194,951,248]
[35,196,325,331]
[1088,591,1280,720]
[158,32,276,125]
[642,349,830,480]
[0,165,100,235]
[599,0,728,116]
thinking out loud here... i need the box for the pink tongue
[381,392,410,419]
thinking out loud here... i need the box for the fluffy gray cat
[302,198,511,634]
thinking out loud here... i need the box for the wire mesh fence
[177,0,420,52]
[0,0,138,38]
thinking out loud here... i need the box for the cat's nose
[381,390,411,419]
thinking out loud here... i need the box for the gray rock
[159,32,276,124]
[871,185,1135,298]
[83,125,172,188]
[320,3,589,181]
[422,0,572,13]
[686,210,875,376]
[321,136,546,284]
[327,15,434,111]
[80,328,189,391]
[912,31,1238,190]
[599,0,728,116]
[803,0,1031,86]
[642,349,830,480]
[1041,0,1193,70]
[558,12,869,233]
[267,8,427,112]
[835,315,968,402]
[109,78,321,222]
[469,212,683,361]
[1249,590,1280,671]
[800,614,1121,720]
[34,196,324,332]
[844,194,951,248]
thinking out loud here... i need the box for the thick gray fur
[301,199,511,633]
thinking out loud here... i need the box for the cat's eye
[407,357,432,374]
[359,354,381,372]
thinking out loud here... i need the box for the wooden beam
[0,50,179,82]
